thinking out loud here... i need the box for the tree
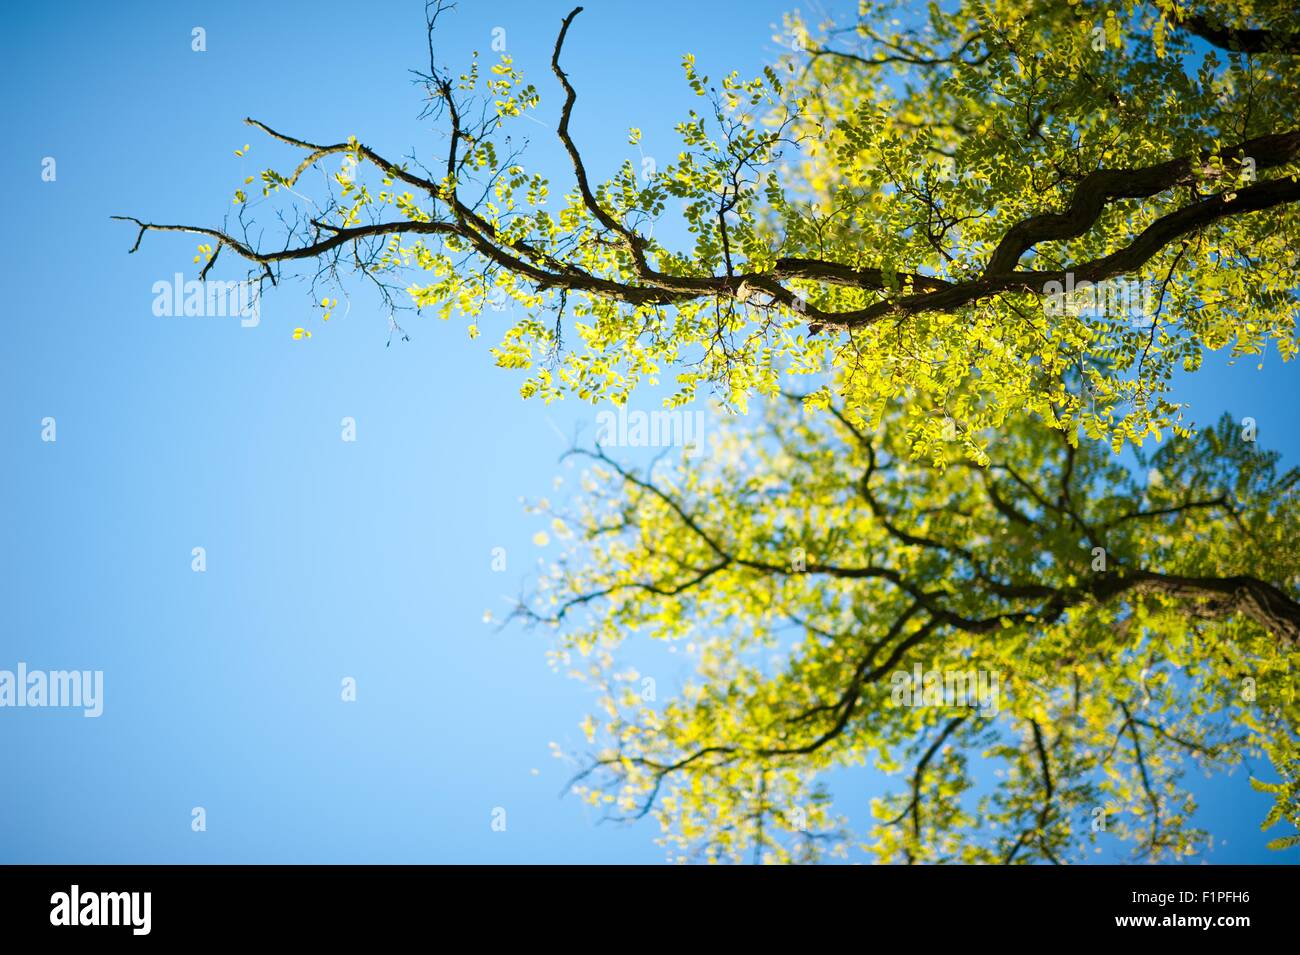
[116,0,1300,460]
[115,0,1300,861]
[520,402,1299,863]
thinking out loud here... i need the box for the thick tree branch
[982,131,1300,276]
[1176,13,1300,55]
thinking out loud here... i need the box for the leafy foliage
[119,0,1300,461]
[521,404,1300,863]
[1252,735,1300,850]
[120,0,1300,862]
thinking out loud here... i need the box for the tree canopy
[521,401,1299,862]
[117,0,1300,862]
[117,0,1300,460]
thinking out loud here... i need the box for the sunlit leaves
[526,401,1300,862]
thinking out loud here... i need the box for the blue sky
[1,0,1296,863]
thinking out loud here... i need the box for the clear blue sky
[1,0,1295,863]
